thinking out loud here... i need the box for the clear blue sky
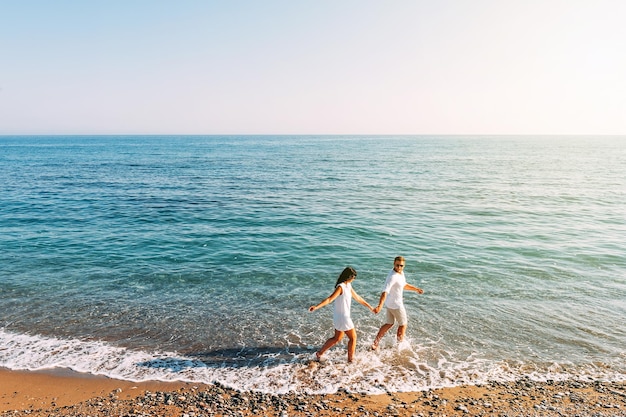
[2,0,625,135]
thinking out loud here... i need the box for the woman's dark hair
[335,266,357,287]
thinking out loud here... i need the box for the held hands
[362,301,379,314]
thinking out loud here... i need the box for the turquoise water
[0,135,624,393]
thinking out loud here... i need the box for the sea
[1,135,624,394]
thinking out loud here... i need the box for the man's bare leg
[371,323,394,350]
[396,324,407,343]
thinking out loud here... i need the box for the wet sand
[1,368,624,416]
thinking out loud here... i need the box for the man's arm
[404,283,424,294]
[373,292,387,314]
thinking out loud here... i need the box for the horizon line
[2,133,626,137]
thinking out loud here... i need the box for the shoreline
[1,368,624,416]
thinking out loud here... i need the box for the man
[371,256,424,350]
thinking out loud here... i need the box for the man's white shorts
[385,307,408,326]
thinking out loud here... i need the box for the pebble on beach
[2,379,625,417]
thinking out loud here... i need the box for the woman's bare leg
[316,330,344,359]
[345,328,357,362]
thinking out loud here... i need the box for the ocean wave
[1,329,623,395]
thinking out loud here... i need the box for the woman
[309,267,374,362]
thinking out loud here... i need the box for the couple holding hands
[309,256,424,362]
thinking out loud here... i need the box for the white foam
[1,329,623,394]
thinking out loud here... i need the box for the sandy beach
[1,368,624,417]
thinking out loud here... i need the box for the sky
[1,0,625,135]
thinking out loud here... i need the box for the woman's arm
[351,288,374,312]
[309,286,343,312]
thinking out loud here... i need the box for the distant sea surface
[1,135,624,394]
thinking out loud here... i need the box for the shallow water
[1,135,624,393]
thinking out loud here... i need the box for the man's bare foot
[315,352,323,361]
[371,340,379,350]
